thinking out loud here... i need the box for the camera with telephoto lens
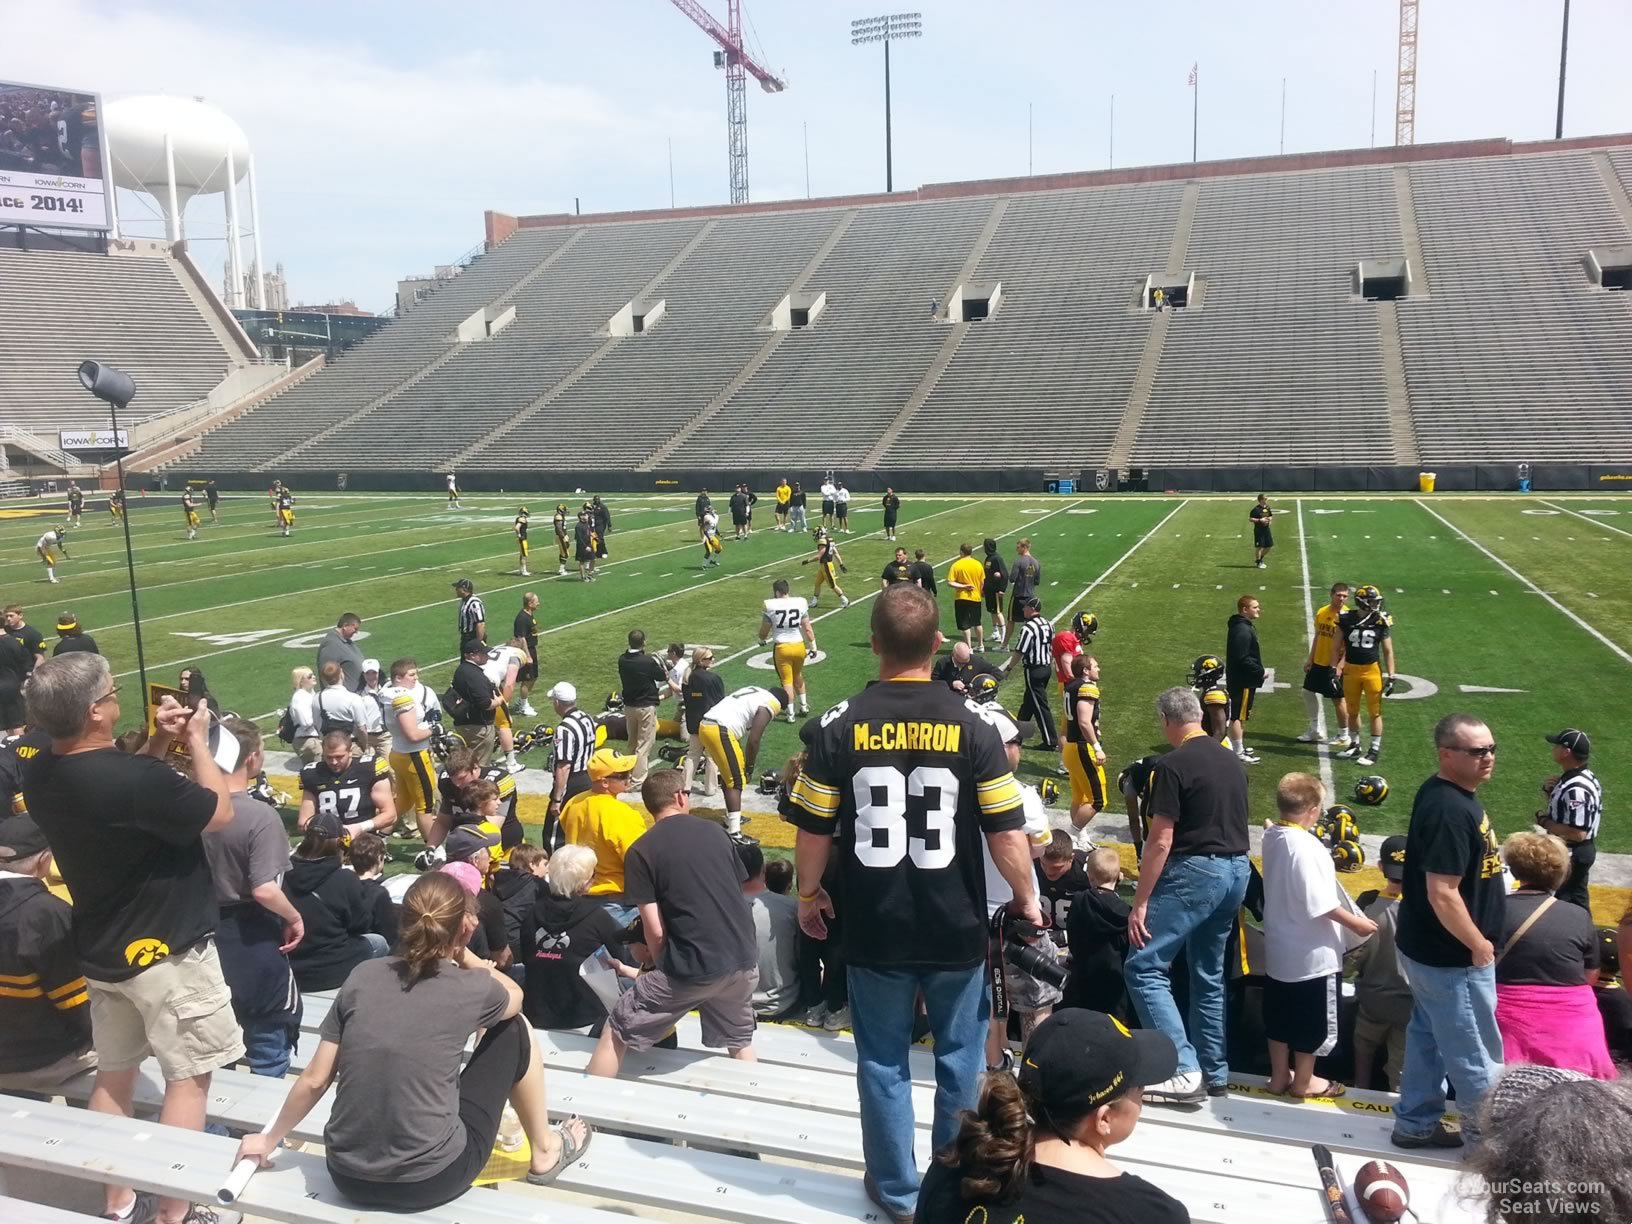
[1003,912,1067,988]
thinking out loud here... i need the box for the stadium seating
[1398,151,1632,463]
[0,245,237,431]
[155,138,1632,478]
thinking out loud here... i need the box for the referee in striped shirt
[453,578,486,650]
[545,680,596,852]
[1539,728,1601,910]
[1005,595,1058,750]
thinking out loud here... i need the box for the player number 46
[852,766,958,870]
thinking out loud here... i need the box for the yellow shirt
[559,791,649,895]
[948,556,985,602]
[775,483,791,506]
[1311,604,1341,667]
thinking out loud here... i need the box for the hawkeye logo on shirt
[124,938,170,968]
[852,721,962,753]
[15,744,39,760]
[1478,813,1501,880]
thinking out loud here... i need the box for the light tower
[851,12,923,193]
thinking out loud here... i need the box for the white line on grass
[1539,500,1632,540]
[173,499,986,691]
[1296,501,1336,798]
[1415,499,1632,667]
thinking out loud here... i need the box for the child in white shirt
[1262,773,1377,1097]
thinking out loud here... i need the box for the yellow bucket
[1418,472,1437,493]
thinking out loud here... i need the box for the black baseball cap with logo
[1017,1009,1177,1121]
[0,814,50,863]
[1379,834,1409,882]
[1545,729,1591,759]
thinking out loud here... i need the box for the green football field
[4,488,1630,861]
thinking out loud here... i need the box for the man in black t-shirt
[881,488,901,541]
[930,641,1000,694]
[1035,831,1090,947]
[1392,713,1506,1151]
[0,632,30,734]
[1249,494,1274,568]
[908,548,937,596]
[20,653,243,1224]
[618,629,668,788]
[1124,686,1251,1106]
[587,771,758,1076]
[783,585,1037,1223]
[513,593,540,716]
[880,547,913,589]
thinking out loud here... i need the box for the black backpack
[276,707,296,745]
[440,683,473,725]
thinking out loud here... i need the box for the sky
[9,1,1631,311]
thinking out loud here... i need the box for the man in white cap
[358,658,388,759]
[545,681,597,853]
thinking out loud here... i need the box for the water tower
[104,95,266,308]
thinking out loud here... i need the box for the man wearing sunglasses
[1392,713,1505,1153]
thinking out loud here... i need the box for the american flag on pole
[1188,62,1198,87]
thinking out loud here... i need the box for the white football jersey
[381,682,434,753]
[703,686,783,738]
[702,510,719,534]
[762,596,810,644]
[447,473,458,489]
[482,645,526,688]
[36,531,62,550]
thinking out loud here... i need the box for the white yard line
[1050,499,1191,625]
[1296,500,1336,797]
[1415,499,1632,667]
[1538,499,1632,541]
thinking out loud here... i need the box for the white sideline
[1415,499,1632,666]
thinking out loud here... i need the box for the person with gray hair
[1390,712,1505,1151]
[1462,1065,1632,1222]
[20,651,244,1224]
[1123,685,1251,1105]
[521,844,631,1030]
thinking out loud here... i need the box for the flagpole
[1191,65,1199,162]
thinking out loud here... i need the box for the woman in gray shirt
[233,872,591,1209]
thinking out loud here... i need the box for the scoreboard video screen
[0,79,112,231]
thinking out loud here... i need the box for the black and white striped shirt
[552,708,596,775]
[1547,767,1602,839]
[1014,617,1054,668]
[458,595,486,639]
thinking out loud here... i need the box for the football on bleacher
[1353,1159,1410,1222]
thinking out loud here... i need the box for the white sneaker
[1238,748,1262,764]
[803,1003,830,1027]
[823,1005,851,1032]
[1295,729,1321,743]
[48,575,58,583]
[1330,736,1353,752]
[1336,742,1362,759]
[1145,1070,1206,1105]
[1357,753,1376,767]
[840,597,850,608]
[520,702,537,717]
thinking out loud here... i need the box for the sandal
[1290,1080,1346,1100]
[525,1116,594,1185]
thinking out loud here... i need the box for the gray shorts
[609,966,758,1053]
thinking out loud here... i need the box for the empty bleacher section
[878,182,1185,469]
[185,227,579,471]
[667,196,998,468]
[1132,167,1403,467]
[0,244,237,430]
[465,208,845,469]
[276,218,710,470]
[1398,152,1632,463]
[160,135,1632,483]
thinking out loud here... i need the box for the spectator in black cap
[51,612,98,657]
[450,638,500,763]
[0,811,96,1094]
[1589,924,1632,1063]
[1539,728,1600,910]
[453,578,485,650]
[918,1009,1188,1224]
[445,818,511,973]
[1353,833,1411,1091]
[283,809,389,992]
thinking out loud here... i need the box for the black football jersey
[515,516,529,540]
[437,765,519,829]
[1063,678,1101,745]
[782,679,1025,971]
[1337,608,1392,666]
[1035,852,1092,945]
[300,755,390,823]
[880,560,913,584]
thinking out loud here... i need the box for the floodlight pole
[852,13,922,194]
[1555,0,1570,140]
[884,37,894,192]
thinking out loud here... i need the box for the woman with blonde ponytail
[233,872,591,1209]
[917,1010,1188,1223]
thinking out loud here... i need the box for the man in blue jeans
[1392,713,1506,1149]
[1124,687,1251,1105]
[785,585,1040,1224]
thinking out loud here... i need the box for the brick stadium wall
[483,132,1632,246]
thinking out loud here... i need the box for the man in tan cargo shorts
[21,653,246,1224]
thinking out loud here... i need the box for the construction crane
[1395,0,1418,146]
[667,0,786,205]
